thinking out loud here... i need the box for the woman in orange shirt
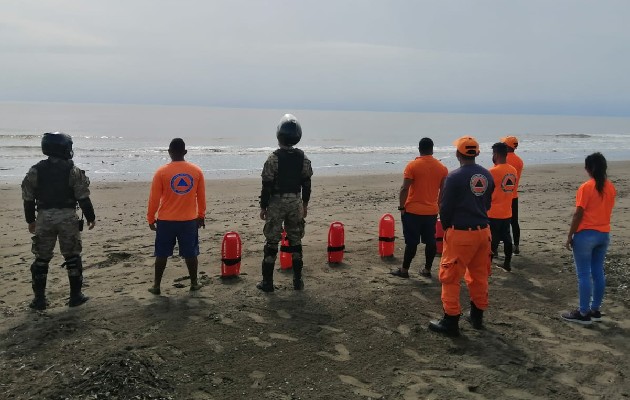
[563,153,616,324]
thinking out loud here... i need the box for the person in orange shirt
[501,135,524,255]
[488,142,518,272]
[562,152,616,324]
[390,138,448,279]
[146,138,206,295]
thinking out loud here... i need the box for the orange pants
[439,227,492,316]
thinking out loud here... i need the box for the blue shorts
[154,220,200,258]
[402,213,437,246]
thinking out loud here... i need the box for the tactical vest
[34,159,76,209]
[273,148,304,194]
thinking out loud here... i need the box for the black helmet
[42,132,74,160]
[276,114,302,146]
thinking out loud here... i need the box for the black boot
[428,313,460,337]
[29,259,49,310]
[293,257,304,290]
[30,276,47,310]
[256,262,275,292]
[68,276,89,307]
[465,301,484,329]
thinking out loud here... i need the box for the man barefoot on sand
[147,138,206,295]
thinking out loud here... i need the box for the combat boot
[29,258,49,310]
[68,276,89,307]
[465,301,484,329]
[428,313,460,337]
[292,257,304,290]
[256,262,275,292]
[29,277,47,311]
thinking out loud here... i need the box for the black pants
[511,198,520,246]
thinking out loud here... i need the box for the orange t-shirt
[488,163,518,219]
[506,152,524,199]
[147,161,206,224]
[576,179,616,232]
[403,155,448,215]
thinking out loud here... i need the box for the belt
[451,224,488,231]
[272,193,300,198]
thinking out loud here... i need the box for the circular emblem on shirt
[501,173,517,193]
[170,173,194,195]
[470,174,489,196]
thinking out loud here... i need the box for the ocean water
[1,102,630,183]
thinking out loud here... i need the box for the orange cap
[453,136,480,157]
[500,135,519,149]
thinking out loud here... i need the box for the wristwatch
[397,206,405,211]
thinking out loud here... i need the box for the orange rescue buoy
[279,230,293,270]
[379,213,395,257]
[328,221,345,263]
[221,231,242,277]
[435,219,444,255]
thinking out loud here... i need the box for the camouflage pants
[32,209,82,260]
[264,195,305,246]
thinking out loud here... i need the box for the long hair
[584,152,607,195]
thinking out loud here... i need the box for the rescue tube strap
[436,238,443,242]
[378,236,395,242]
[327,245,345,252]
[281,244,303,253]
[221,257,241,266]
[280,245,292,252]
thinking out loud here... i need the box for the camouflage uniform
[22,157,94,309]
[259,148,313,290]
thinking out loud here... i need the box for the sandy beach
[1,161,629,399]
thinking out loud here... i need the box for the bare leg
[149,257,167,295]
[185,257,201,291]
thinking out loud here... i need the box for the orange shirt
[506,152,524,199]
[403,155,448,215]
[147,161,206,224]
[576,179,616,232]
[488,163,518,219]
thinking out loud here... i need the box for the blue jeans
[572,230,609,314]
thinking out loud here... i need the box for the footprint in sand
[411,291,429,302]
[338,375,383,398]
[403,348,429,363]
[205,338,224,353]
[245,312,267,324]
[364,309,386,320]
[249,370,265,389]
[317,343,351,361]
[319,325,343,333]
[276,309,291,319]
[397,325,411,337]
[248,336,273,348]
[269,333,298,342]
[507,310,556,339]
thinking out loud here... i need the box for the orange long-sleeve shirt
[147,161,206,224]
[506,152,524,199]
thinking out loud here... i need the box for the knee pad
[263,243,278,264]
[30,258,50,276]
[62,255,83,276]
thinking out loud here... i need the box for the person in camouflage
[258,114,313,292]
[21,132,96,310]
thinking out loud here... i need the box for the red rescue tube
[435,219,444,255]
[379,213,395,257]
[280,230,293,270]
[221,231,242,277]
[327,221,345,263]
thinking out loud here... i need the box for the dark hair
[169,138,186,154]
[585,152,607,195]
[419,137,434,154]
[491,142,508,157]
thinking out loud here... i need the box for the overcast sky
[1,0,629,116]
